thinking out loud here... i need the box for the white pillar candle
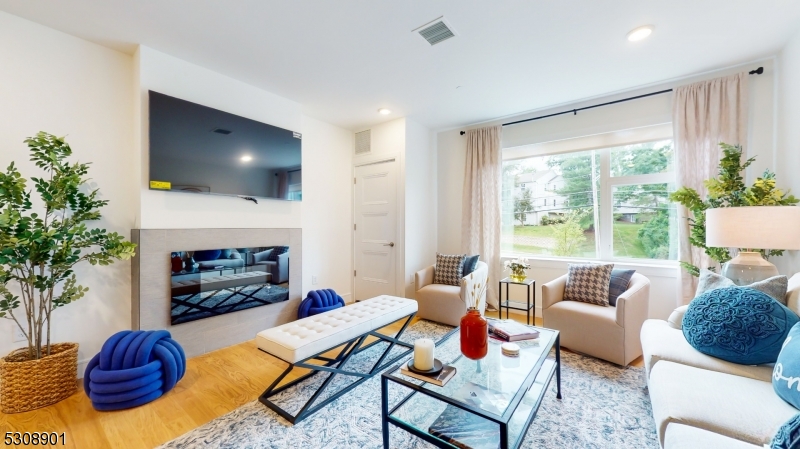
[413,338,435,371]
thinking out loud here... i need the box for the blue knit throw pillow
[771,414,800,449]
[682,287,799,365]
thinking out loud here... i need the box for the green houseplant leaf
[669,143,798,276]
[0,132,137,360]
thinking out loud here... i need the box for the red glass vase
[460,307,488,360]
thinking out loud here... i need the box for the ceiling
[2,1,799,131]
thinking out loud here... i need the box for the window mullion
[598,148,612,260]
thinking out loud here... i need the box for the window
[502,138,677,261]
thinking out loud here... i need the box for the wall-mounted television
[148,91,302,201]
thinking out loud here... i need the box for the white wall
[404,119,437,298]
[774,29,800,277]
[0,11,136,372]
[437,60,777,320]
[301,115,354,302]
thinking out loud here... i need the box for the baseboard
[341,292,354,304]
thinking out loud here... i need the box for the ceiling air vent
[415,17,456,46]
[212,128,232,135]
[355,130,371,155]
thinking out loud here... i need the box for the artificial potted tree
[670,143,798,276]
[0,132,136,413]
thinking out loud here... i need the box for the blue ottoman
[298,289,345,319]
[84,330,186,411]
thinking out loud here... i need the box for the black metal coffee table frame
[381,328,561,449]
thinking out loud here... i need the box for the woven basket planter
[0,343,78,413]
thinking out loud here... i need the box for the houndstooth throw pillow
[563,263,614,306]
[433,253,466,286]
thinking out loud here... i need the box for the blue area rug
[159,321,658,448]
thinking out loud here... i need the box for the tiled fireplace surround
[130,228,302,358]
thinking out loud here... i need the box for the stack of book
[487,319,539,342]
[399,364,456,387]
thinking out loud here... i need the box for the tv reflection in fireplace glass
[170,246,289,325]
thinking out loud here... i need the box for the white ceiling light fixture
[378,108,391,115]
[240,155,252,162]
[627,25,654,42]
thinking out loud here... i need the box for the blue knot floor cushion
[298,289,345,319]
[84,330,186,411]
[683,287,799,365]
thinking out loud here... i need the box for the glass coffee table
[381,327,561,449]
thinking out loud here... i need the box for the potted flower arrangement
[504,257,531,282]
[0,132,137,413]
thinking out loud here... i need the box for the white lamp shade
[705,206,800,250]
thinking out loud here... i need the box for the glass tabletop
[386,326,557,419]
[499,277,535,286]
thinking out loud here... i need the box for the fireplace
[170,246,290,325]
[131,228,301,358]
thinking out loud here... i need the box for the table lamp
[705,206,800,285]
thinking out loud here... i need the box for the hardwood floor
[0,311,642,448]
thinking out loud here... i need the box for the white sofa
[642,273,800,449]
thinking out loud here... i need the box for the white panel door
[354,160,397,301]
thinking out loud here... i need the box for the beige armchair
[542,272,650,366]
[415,261,489,327]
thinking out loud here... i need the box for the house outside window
[502,131,677,262]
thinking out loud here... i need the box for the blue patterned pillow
[608,269,635,307]
[683,287,799,365]
[771,414,800,449]
[774,323,800,410]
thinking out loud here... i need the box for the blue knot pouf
[84,330,186,411]
[298,289,345,319]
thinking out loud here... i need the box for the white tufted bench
[256,295,417,424]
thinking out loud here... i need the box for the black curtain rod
[459,66,764,135]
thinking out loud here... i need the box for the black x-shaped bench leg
[258,313,416,424]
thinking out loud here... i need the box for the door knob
[383,242,395,247]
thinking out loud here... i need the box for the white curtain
[673,72,749,304]
[462,126,503,309]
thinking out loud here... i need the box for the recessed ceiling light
[378,108,391,115]
[627,25,654,42]
[240,155,252,162]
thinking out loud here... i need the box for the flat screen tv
[148,91,302,201]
